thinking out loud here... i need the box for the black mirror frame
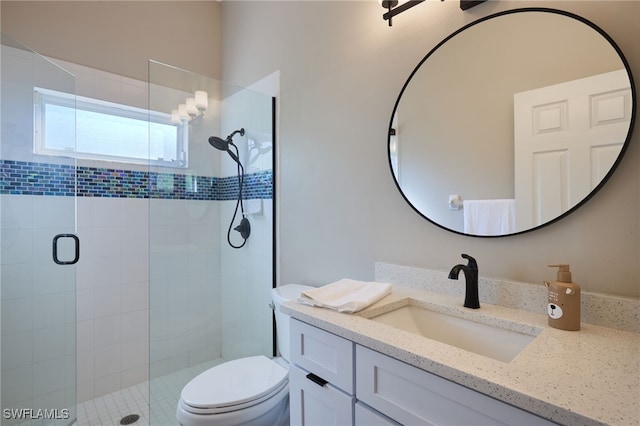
[388,7,636,238]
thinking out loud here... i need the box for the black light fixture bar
[460,0,486,10]
[383,0,425,26]
[382,0,486,26]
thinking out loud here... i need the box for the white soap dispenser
[544,264,580,331]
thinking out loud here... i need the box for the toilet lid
[180,356,288,410]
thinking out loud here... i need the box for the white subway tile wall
[76,197,150,402]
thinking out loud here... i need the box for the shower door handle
[52,234,80,265]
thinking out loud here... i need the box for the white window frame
[34,87,188,168]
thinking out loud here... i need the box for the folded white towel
[297,279,392,313]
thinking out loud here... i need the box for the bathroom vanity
[283,285,639,426]
[289,318,555,425]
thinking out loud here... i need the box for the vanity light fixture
[380,0,486,26]
[171,90,208,124]
[380,0,424,27]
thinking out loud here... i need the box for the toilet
[176,284,313,426]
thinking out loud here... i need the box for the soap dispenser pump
[544,264,580,331]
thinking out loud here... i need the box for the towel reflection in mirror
[462,199,516,236]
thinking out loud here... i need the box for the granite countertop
[281,285,640,426]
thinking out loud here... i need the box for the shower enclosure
[148,61,275,423]
[1,34,77,425]
[1,33,275,425]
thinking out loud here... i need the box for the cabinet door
[355,402,401,426]
[289,364,354,426]
[356,345,557,426]
[291,318,354,393]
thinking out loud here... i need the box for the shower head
[208,136,229,151]
[208,128,245,164]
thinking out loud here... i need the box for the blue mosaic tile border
[0,160,273,200]
[217,172,274,201]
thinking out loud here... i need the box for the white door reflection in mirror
[514,69,631,229]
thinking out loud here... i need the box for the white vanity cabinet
[289,319,355,426]
[290,319,558,426]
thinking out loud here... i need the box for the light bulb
[195,91,208,112]
[171,109,181,124]
[178,104,190,120]
[186,98,198,117]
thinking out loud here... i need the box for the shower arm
[227,129,244,140]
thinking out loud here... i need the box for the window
[34,88,187,167]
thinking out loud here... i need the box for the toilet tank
[271,284,314,362]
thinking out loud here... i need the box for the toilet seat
[180,356,288,415]
[179,381,288,415]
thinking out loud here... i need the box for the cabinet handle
[306,373,329,387]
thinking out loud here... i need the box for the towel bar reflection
[449,194,462,210]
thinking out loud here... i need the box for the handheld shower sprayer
[208,128,250,249]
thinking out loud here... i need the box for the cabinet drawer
[356,345,556,426]
[291,319,354,393]
[355,402,401,426]
[289,364,354,426]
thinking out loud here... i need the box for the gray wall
[221,1,639,297]
[2,1,637,297]
[1,1,222,81]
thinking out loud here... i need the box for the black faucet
[448,254,480,309]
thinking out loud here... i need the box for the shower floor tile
[76,358,222,426]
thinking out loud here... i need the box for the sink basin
[369,305,538,362]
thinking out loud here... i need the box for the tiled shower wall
[1,166,273,404]
[75,196,150,401]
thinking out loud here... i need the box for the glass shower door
[1,34,77,425]
[148,61,275,424]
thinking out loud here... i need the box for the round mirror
[389,8,635,237]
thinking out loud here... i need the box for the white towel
[297,279,392,313]
[463,199,516,236]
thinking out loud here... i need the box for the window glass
[35,88,187,167]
